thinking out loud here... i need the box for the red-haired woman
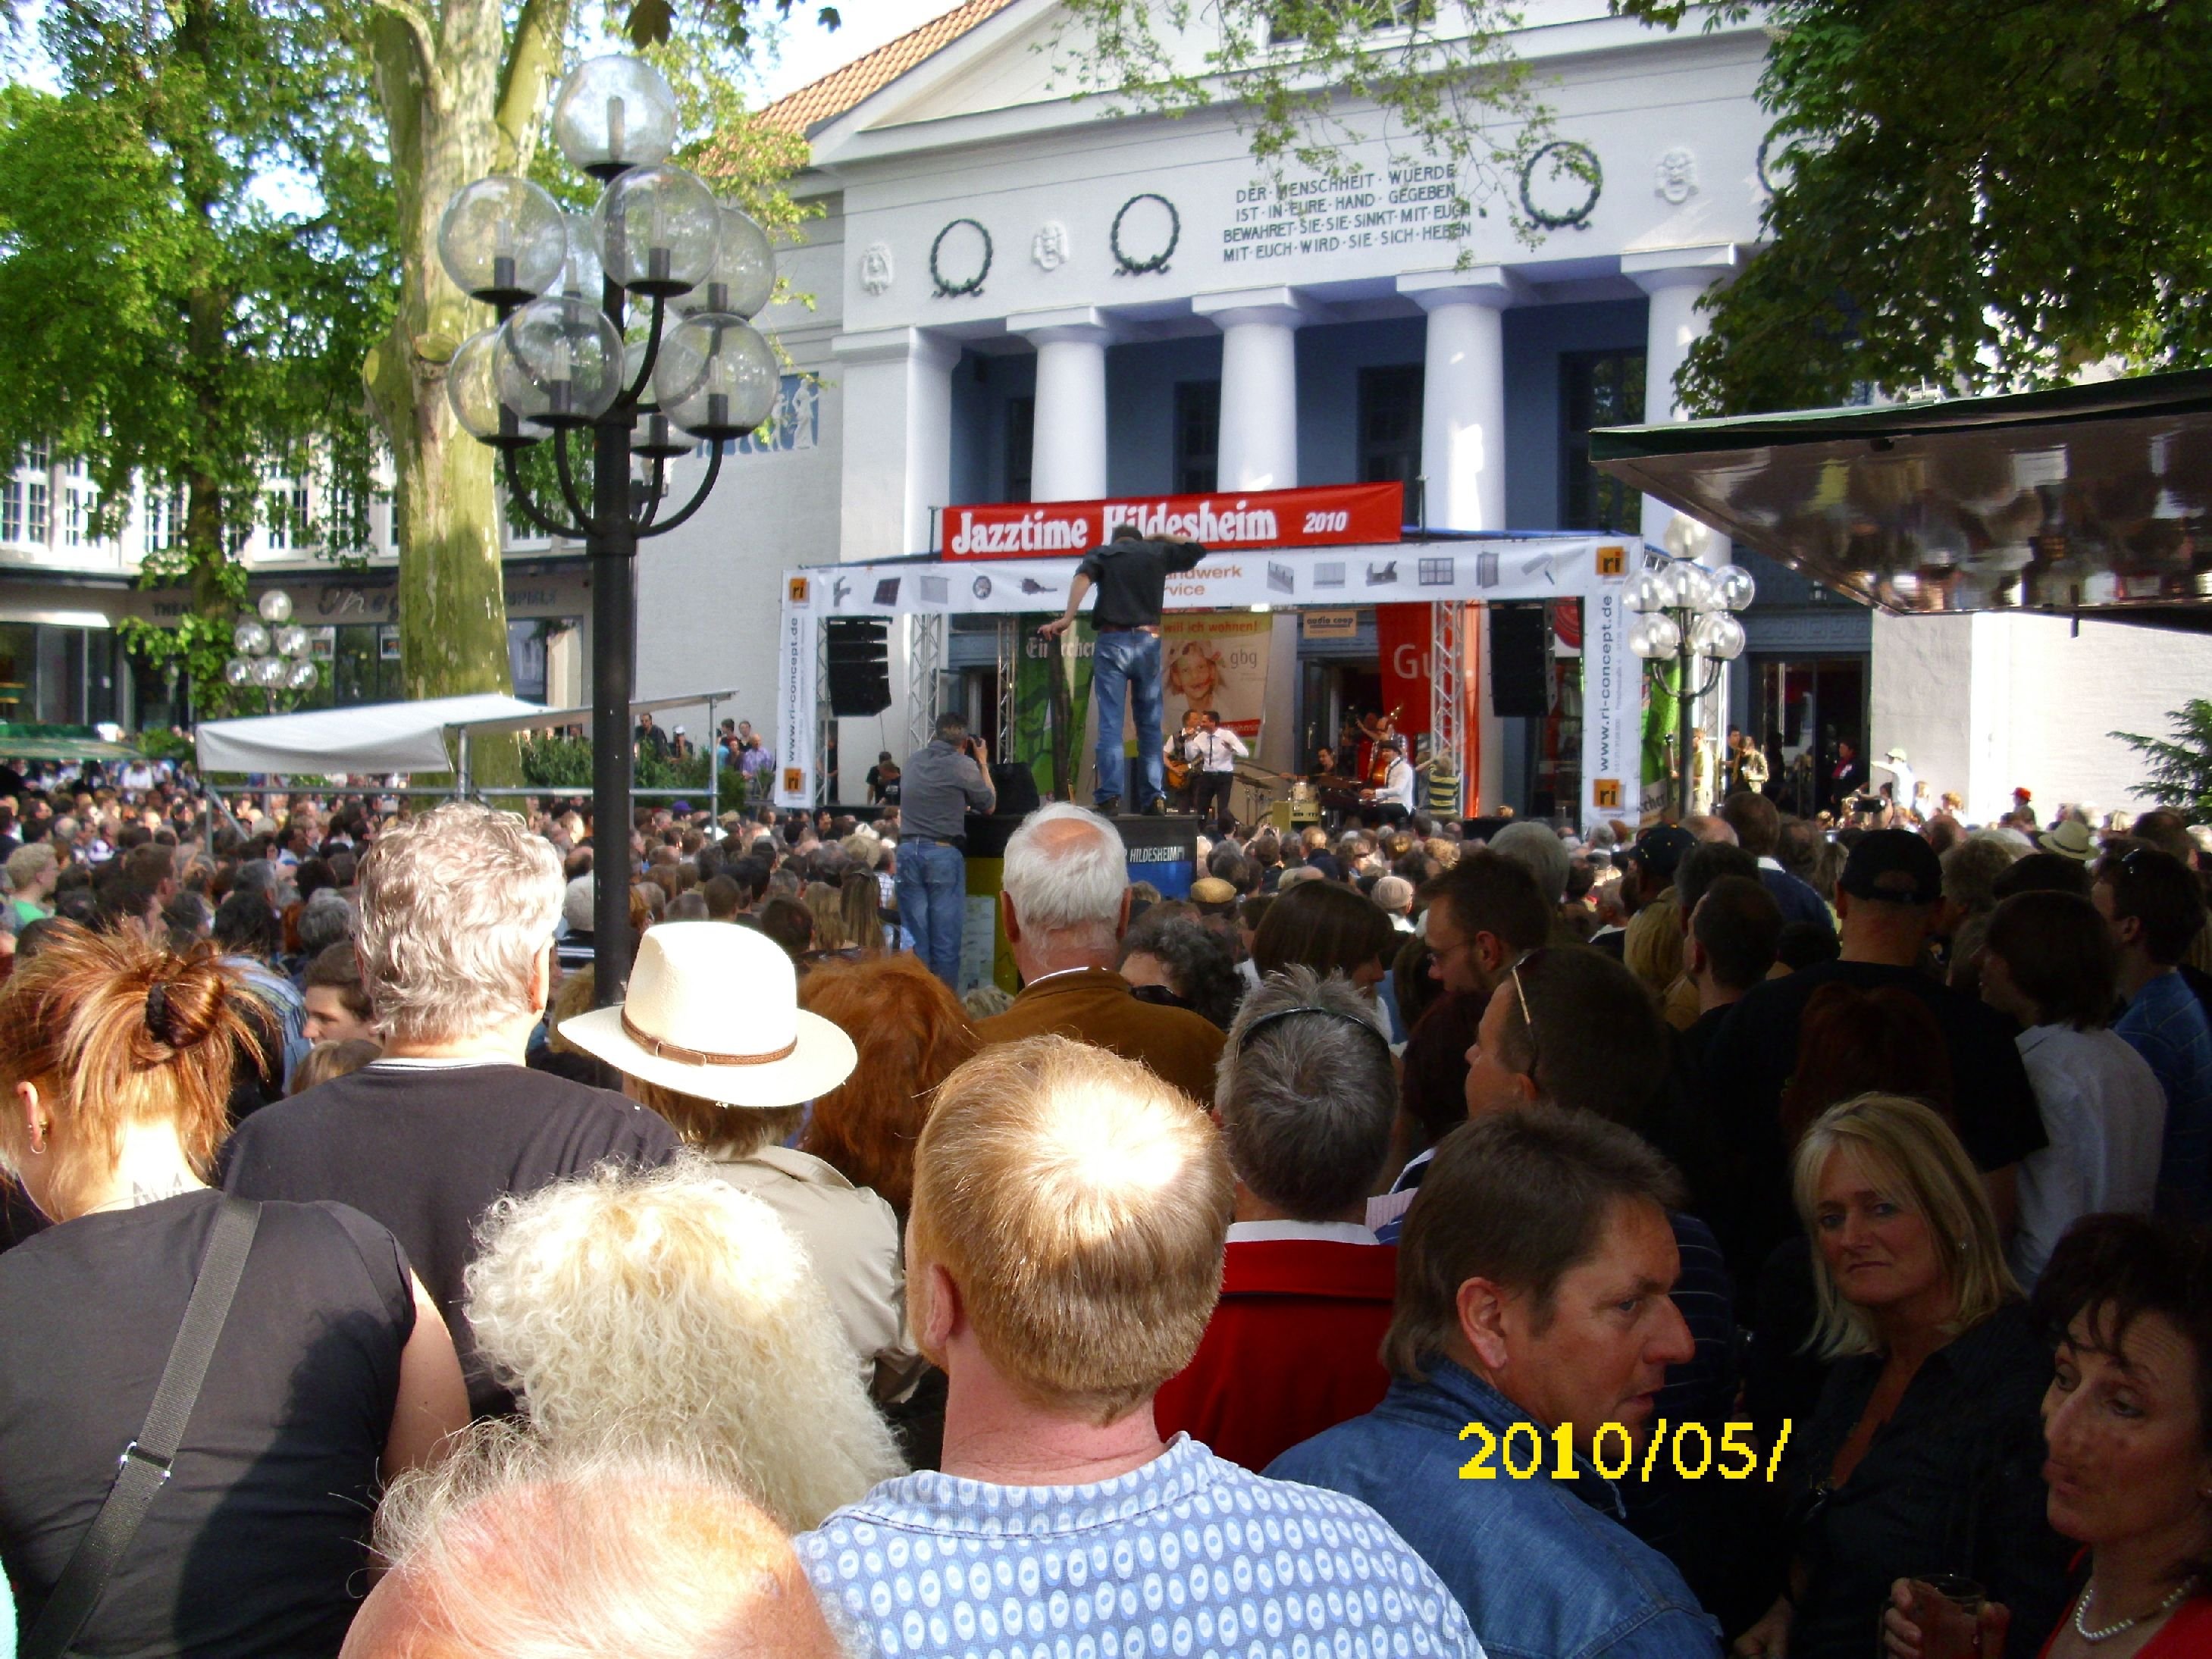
[0,925,466,1657]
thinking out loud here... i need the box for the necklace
[2073,1576,2196,1644]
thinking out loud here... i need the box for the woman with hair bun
[0,924,468,1658]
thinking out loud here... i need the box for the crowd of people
[1,754,2210,1659]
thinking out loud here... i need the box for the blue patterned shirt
[795,1434,1487,1659]
[2116,969,2212,1221]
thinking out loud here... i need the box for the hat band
[620,1009,797,1068]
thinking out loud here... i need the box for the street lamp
[438,52,779,1004]
[1626,552,1756,816]
[224,588,318,709]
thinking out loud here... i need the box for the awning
[195,694,546,776]
[0,723,144,764]
[1592,368,2212,628]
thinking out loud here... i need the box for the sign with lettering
[1220,164,1469,268]
[940,482,1402,560]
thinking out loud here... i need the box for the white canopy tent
[195,694,544,777]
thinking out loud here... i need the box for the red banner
[1375,603,1433,737]
[941,482,1402,560]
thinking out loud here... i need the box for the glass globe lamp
[274,625,309,658]
[257,590,293,624]
[1623,570,1668,614]
[631,408,692,461]
[556,212,605,302]
[597,164,720,298]
[1705,612,1747,660]
[1628,612,1683,660]
[676,205,774,319]
[552,56,679,180]
[224,657,254,689]
[447,327,537,449]
[287,659,320,693]
[497,297,626,430]
[653,314,777,440]
[253,655,287,688]
[437,177,567,306]
[233,621,270,657]
[1713,563,1757,612]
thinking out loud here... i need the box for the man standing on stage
[1191,709,1248,827]
[1039,524,1207,815]
[1363,738,1418,827]
[1170,710,1206,813]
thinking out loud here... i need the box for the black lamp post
[439,54,779,1003]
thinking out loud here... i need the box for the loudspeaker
[825,619,891,717]
[990,761,1040,816]
[1489,604,1549,719]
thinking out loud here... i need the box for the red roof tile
[760,0,1024,137]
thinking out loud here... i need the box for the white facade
[642,0,1787,806]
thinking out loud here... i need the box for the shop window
[1175,380,1220,495]
[1358,365,1423,490]
[1561,349,1646,533]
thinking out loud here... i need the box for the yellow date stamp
[1458,1420,1792,1482]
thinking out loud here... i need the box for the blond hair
[910,1036,1232,1423]
[369,1423,849,1659]
[1794,1092,2019,1359]
[356,803,561,1044]
[465,1160,904,1533]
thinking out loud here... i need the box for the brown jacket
[976,967,1225,1106]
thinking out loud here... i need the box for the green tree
[2115,700,2212,826]
[0,0,393,714]
[1617,0,2212,414]
[1051,0,1556,233]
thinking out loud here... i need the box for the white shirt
[2009,1023,2168,1287]
[1194,726,1249,772]
[1226,1218,1381,1246]
[1378,756,1417,810]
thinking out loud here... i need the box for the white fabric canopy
[195,694,546,776]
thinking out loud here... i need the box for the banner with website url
[940,482,1402,560]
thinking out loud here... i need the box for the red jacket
[1153,1236,1398,1473]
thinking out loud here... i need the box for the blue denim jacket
[1267,1360,1722,1659]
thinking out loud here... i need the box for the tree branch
[368,0,445,121]
[494,0,570,175]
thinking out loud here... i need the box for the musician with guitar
[1166,711,1204,812]
[1361,737,1421,828]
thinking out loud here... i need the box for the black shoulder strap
[22,1194,261,1659]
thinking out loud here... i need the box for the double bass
[1359,706,1402,789]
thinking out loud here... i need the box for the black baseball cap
[1628,825,1694,884]
[1839,828,1943,907]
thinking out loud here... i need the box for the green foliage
[520,732,751,812]
[1052,0,1552,243]
[0,0,394,711]
[134,727,198,761]
[1612,0,2212,414]
[2114,700,2212,825]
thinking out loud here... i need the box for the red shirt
[1152,1234,1397,1473]
[2039,1590,2212,1657]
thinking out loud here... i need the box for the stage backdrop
[1161,613,1271,740]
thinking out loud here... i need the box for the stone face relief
[1655,148,1698,205]
[1032,221,1070,271]
[860,243,894,295]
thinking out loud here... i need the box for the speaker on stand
[825,619,891,718]
[1488,604,1549,720]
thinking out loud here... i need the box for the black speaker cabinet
[825,619,891,717]
[1488,604,1549,719]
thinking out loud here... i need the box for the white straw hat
[558,922,857,1108]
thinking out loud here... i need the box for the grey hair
[295,889,355,956]
[368,1421,862,1659]
[1490,821,1571,906]
[232,858,280,898]
[356,803,562,1045]
[1002,803,1127,947]
[1214,966,1397,1219]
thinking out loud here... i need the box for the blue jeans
[896,840,967,988]
[1092,630,1164,808]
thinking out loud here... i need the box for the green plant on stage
[2115,700,2212,826]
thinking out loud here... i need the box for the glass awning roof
[1591,370,2212,629]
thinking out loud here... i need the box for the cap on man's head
[1189,875,1238,906]
[1627,825,1694,885]
[1839,828,1943,907]
[1885,747,1907,763]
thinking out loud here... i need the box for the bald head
[1684,815,1738,846]
[343,1432,848,1659]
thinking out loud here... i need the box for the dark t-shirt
[1706,959,2047,1287]
[223,1061,680,1415]
[1076,536,1205,628]
[0,1191,412,1657]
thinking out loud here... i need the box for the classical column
[1397,267,1526,533]
[1623,244,1744,548]
[1192,288,1317,490]
[829,325,960,560]
[1010,308,1114,502]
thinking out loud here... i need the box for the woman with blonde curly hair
[465,1160,904,1532]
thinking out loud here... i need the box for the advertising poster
[1374,603,1433,735]
[1579,552,1643,832]
[773,584,817,809]
[1160,612,1271,740]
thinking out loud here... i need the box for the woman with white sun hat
[559,921,918,1399]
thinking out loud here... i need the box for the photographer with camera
[897,712,996,988]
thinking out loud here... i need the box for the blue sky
[748,0,972,105]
